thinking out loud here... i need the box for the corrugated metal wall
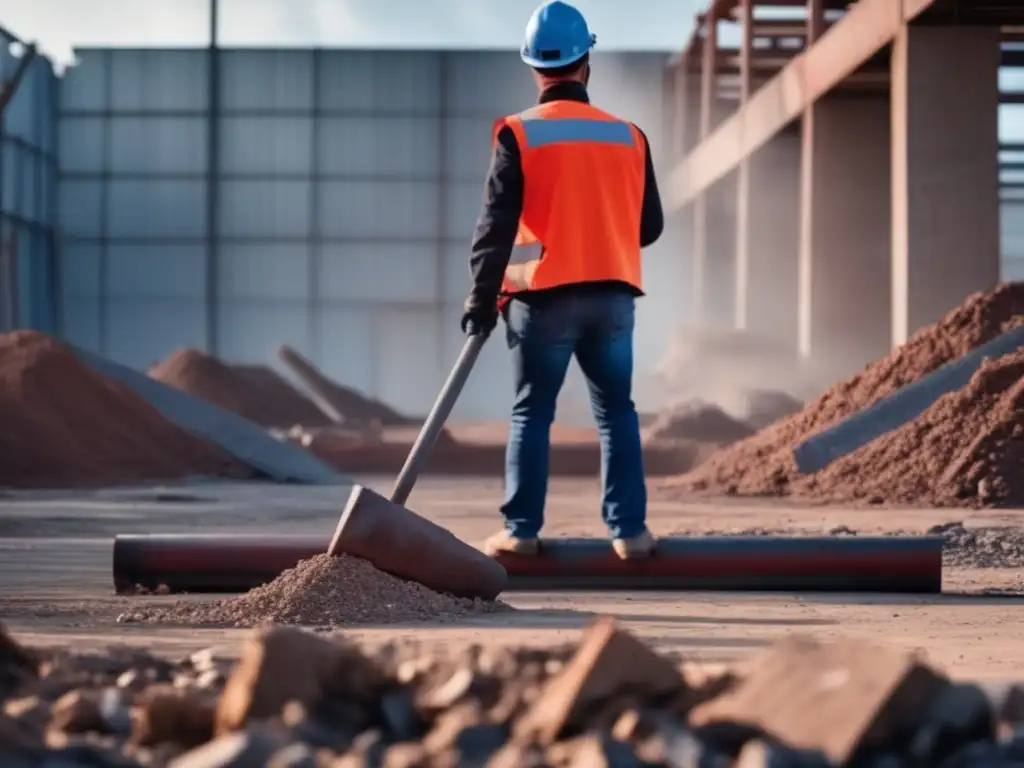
[56,48,680,419]
[1001,66,1024,279]
[0,28,58,333]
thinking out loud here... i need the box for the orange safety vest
[492,100,647,298]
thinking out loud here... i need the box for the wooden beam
[667,0,940,209]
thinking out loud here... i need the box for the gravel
[124,554,512,628]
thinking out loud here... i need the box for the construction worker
[460,1,664,560]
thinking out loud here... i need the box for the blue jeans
[500,289,647,540]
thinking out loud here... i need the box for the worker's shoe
[484,530,540,557]
[612,529,657,560]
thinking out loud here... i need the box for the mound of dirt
[735,388,803,430]
[133,554,509,627]
[149,349,330,429]
[0,331,251,488]
[665,283,1024,505]
[277,345,414,426]
[647,400,754,444]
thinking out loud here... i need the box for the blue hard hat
[521,1,597,69]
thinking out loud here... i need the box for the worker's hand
[460,300,498,337]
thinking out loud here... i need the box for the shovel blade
[328,484,507,600]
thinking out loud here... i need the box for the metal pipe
[113,534,943,596]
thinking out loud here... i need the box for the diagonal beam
[0,43,38,116]
[667,0,940,209]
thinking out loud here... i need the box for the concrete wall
[55,48,675,419]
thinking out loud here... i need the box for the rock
[267,743,317,767]
[548,734,644,768]
[379,742,428,768]
[999,684,1024,725]
[132,685,215,748]
[691,635,949,765]
[0,713,43,751]
[168,727,288,768]
[908,683,995,763]
[515,617,686,744]
[734,740,832,767]
[0,622,38,698]
[49,690,106,735]
[4,695,49,732]
[215,627,380,736]
[422,702,485,755]
[379,689,422,742]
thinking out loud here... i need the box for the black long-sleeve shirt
[467,81,664,312]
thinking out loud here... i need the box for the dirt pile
[128,554,509,627]
[0,331,251,488]
[149,349,330,429]
[647,399,755,444]
[3,620,1023,767]
[735,388,804,430]
[665,283,1024,505]
[278,344,414,426]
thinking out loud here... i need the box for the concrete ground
[1,475,1022,679]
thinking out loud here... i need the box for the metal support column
[797,0,825,358]
[691,14,717,324]
[734,0,754,330]
[205,0,221,354]
[309,48,323,364]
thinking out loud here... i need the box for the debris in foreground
[2,619,1023,767]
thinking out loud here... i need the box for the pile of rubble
[665,283,1024,507]
[2,619,1023,767]
[0,332,251,489]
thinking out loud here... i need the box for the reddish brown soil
[149,350,329,429]
[795,351,1024,506]
[662,283,1024,505]
[0,332,251,489]
[295,422,712,477]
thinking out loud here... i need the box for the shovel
[326,332,508,600]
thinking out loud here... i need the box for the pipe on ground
[113,534,942,596]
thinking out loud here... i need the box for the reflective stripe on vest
[493,101,646,297]
[520,117,636,149]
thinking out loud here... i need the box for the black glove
[460,297,498,337]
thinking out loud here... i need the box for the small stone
[422,703,484,755]
[168,727,286,768]
[132,685,215,748]
[267,743,316,768]
[49,690,105,734]
[380,742,428,768]
[379,689,421,742]
[215,627,381,736]
[548,734,643,768]
[735,740,832,768]
[515,617,685,744]
[909,683,995,763]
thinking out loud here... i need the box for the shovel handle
[389,332,488,506]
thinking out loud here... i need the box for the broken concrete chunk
[132,685,215,748]
[691,635,949,765]
[48,690,106,734]
[734,740,831,768]
[168,726,287,768]
[514,617,685,744]
[215,627,380,736]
